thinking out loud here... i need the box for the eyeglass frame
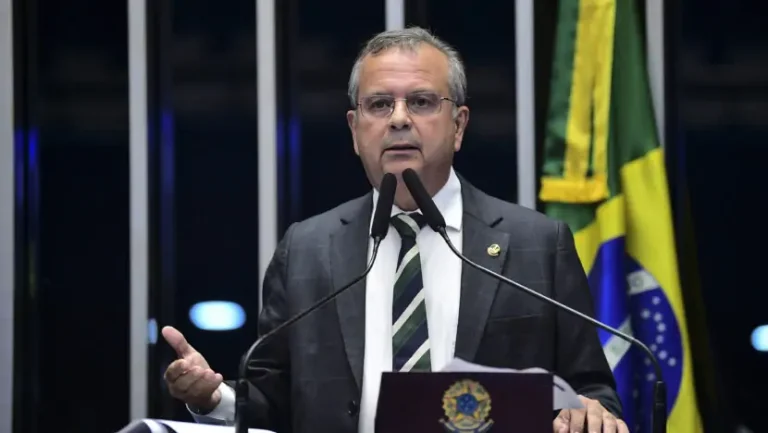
[355,91,458,118]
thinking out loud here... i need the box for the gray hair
[347,27,467,108]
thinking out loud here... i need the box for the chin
[382,160,423,176]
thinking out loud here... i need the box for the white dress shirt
[190,168,464,433]
[358,167,463,433]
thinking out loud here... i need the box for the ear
[347,110,360,155]
[453,106,470,152]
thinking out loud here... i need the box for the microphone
[234,172,398,433]
[400,168,667,433]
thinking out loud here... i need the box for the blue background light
[147,318,158,344]
[751,325,768,352]
[189,301,246,331]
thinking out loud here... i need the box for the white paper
[152,419,275,433]
[440,357,584,410]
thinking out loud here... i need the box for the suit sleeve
[226,223,296,432]
[553,221,623,418]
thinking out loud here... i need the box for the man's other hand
[162,326,224,411]
[554,395,629,433]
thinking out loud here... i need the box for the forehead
[357,44,450,95]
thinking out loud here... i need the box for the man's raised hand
[162,326,224,411]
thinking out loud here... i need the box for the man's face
[347,44,469,195]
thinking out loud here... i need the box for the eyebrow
[407,89,437,95]
[363,89,438,97]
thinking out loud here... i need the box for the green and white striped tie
[390,212,431,372]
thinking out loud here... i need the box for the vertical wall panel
[14,1,132,432]
[10,0,40,430]
[145,0,262,421]
[277,0,385,225]
[129,0,149,421]
[257,0,277,309]
[0,0,14,431]
[145,0,176,419]
[672,0,768,430]
[385,0,404,30]
[406,0,518,204]
[515,0,535,209]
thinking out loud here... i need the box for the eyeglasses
[357,92,456,118]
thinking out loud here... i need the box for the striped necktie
[390,212,431,372]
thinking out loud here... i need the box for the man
[162,27,629,433]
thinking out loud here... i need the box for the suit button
[347,400,359,416]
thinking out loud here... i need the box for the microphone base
[234,378,249,433]
[652,380,667,433]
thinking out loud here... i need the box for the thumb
[162,326,195,358]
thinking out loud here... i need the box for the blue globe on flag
[627,256,683,433]
[587,237,684,432]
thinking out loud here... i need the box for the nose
[388,99,411,131]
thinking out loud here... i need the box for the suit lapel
[454,184,510,362]
[330,194,372,391]
[327,180,514,385]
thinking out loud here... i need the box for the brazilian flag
[539,0,703,431]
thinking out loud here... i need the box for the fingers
[192,370,224,397]
[569,407,587,432]
[585,400,603,433]
[164,359,191,383]
[173,366,205,393]
[600,412,618,433]
[556,397,626,433]
[166,364,223,404]
[175,367,222,394]
[162,326,195,358]
[617,419,630,433]
[553,410,570,433]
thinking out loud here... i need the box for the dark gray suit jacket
[242,177,620,433]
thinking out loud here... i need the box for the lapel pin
[487,244,501,257]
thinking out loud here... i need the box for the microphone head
[401,168,447,231]
[370,172,397,240]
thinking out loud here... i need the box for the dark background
[10,0,767,432]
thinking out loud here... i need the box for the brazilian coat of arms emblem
[439,379,494,432]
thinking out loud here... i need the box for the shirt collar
[370,167,463,232]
